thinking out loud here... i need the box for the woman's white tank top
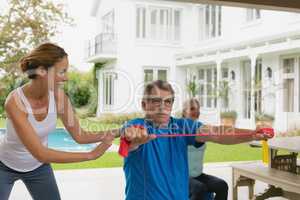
[0,87,57,172]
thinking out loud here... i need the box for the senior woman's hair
[182,98,200,118]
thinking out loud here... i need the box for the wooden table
[250,136,300,172]
[232,136,300,200]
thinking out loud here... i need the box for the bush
[0,76,28,116]
[64,70,95,108]
[220,110,237,120]
[67,83,91,107]
[255,113,274,122]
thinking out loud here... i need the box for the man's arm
[195,125,266,144]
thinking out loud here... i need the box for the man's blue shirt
[123,117,203,200]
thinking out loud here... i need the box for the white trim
[176,30,300,66]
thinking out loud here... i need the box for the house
[86,0,300,132]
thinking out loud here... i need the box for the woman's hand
[88,132,115,160]
[101,132,116,145]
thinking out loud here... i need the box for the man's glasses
[145,96,174,107]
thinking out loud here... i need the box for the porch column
[96,70,103,117]
[250,55,257,128]
[216,59,222,125]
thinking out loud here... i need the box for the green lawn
[204,143,261,162]
[52,152,123,170]
[0,118,5,128]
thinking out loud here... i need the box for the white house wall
[94,0,191,114]
[93,1,244,115]
[177,8,300,54]
[90,0,300,131]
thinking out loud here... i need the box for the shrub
[220,110,237,120]
[255,113,274,122]
[63,70,95,108]
[0,76,28,116]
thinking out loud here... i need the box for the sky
[0,0,97,72]
[54,0,97,72]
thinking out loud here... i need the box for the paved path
[10,162,287,200]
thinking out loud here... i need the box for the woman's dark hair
[19,43,68,79]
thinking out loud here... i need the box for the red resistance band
[118,126,274,157]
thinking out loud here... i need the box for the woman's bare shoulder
[5,89,27,116]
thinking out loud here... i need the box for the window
[103,73,115,106]
[144,69,154,83]
[136,5,181,42]
[283,79,294,112]
[220,68,229,109]
[198,68,217,108]
[199,5,222,40]
[174,10,181,41]
[136,7,146,39]
[282,58,299,112]
[102,10,115,34]
[246,9,261,22]
[221,68,229,79]
[255,59,262,114]
[157,70,167,81]
[144,68,168,84]
[242,61,251,119]
[283,58,294,73]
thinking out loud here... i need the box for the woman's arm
[5,92,113,163]
[55,89,120,144]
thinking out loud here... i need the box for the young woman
[0,43,118,200]
[183,98,228,200]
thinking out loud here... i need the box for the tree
[0,0,73,115]
[0,0,73,76]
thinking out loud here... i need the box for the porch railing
[85,33,117,58]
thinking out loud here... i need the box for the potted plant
[218,80,230,108]
[187,78,198,98]
[220,110,237,126]
[255,113,274,127]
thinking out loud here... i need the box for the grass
[204,143,261,163]
[52,152,123,170]
[0,118,5,128]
